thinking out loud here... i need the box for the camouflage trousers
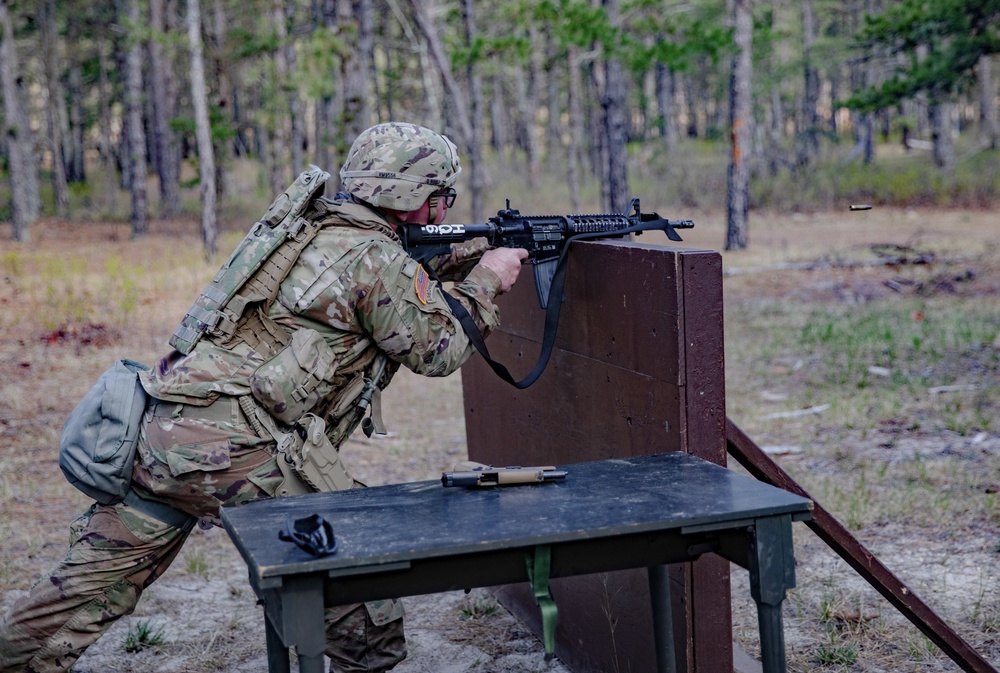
[0,398,405,673]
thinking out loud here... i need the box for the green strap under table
[525,545,557,659]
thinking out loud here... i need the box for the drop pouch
[59,359,150,505]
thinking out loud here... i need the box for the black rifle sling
[427,221,655,389]
[428,257,567,390]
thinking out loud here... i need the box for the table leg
[271,576,327,673]
[648,565,677,673]
[747,515,796,673]
[264,611,291,673]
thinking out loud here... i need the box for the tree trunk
[796,0,820,168]
[589,58,609,202]
[979,55,999,150]
[114,27,132,191]
[639,65,653,141]
[726,0,752,251]
[602,0,629,214]
[66,21,87,182]
[409,0,473,147]
[462,0,486,222]
[490,57,509,155]
[269,0,290,193]
[339,0,374,147]
[96,17,114,168]
[766,85,782,175]
[314,0,336,172]
[655,54,678,153]
[683,71,699,138]
[930,102,956,172]
[125,0,149,238]
[522,24,542,188]
[861,0,875,164]
[188,0,217,259]
[285,0,304,175]
[40,0,69,218]
[545,32,562,165]
[419,41,443,134]
[0,0,41,241]
[212,0,232,197]
[370,3,388,122]
[150,0,181,218]
[566,45,583,212]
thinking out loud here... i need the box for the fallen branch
[761,403,830,420]
[928,384,981,394]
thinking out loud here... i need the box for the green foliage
[448,0,728,77]
[751,148,1000,210]
[796,299,998,435]
[843,0,1000,110]
[460,596,499,620]
[122,620,165,653]
[185,548,211,580]
[816,639,860,666]
[230,26,279,60]
[297,26,349,99]
[170,104,236,146]
[727,290,1000,441]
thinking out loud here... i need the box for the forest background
[1,0,1000,672]
[0,0,998,249]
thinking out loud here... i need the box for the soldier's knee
[325,604,406,672]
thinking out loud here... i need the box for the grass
[459,596,499,620]
[185,548,211,581]
[816,638,860,667]
[122,620,166,653]
[726,295,1000,439]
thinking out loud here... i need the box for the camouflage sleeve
[426,237,491,281]
[359,242,503,377]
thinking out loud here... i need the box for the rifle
[401,198,694,309]
[402,198,695,389]
[441,462,568,488]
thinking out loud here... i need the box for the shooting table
[221,452,812,673]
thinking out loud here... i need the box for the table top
[221,452,811,584]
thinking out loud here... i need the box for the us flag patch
[414,265,430,304]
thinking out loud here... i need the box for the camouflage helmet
[340,122,462,212]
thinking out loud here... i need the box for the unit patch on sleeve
[414,264,431,305]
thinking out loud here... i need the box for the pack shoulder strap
[169,166,330,355]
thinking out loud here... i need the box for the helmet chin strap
[426,193,440,224]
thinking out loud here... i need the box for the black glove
[278,513,339,557]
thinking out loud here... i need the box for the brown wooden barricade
[461,239,731,673]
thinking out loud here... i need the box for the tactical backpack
[170,166,331,357]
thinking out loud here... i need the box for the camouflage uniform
[0,124,502,673]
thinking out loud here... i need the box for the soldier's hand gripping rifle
[401,198,694,309]
[401,199,694,389]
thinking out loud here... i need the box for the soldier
[0,122,529,673]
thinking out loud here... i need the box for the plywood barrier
[462,239,730,673]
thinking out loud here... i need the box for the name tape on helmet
[340,169,452,187]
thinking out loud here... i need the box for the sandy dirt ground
[1,206,998,672]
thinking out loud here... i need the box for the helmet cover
[340,122,462,212]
